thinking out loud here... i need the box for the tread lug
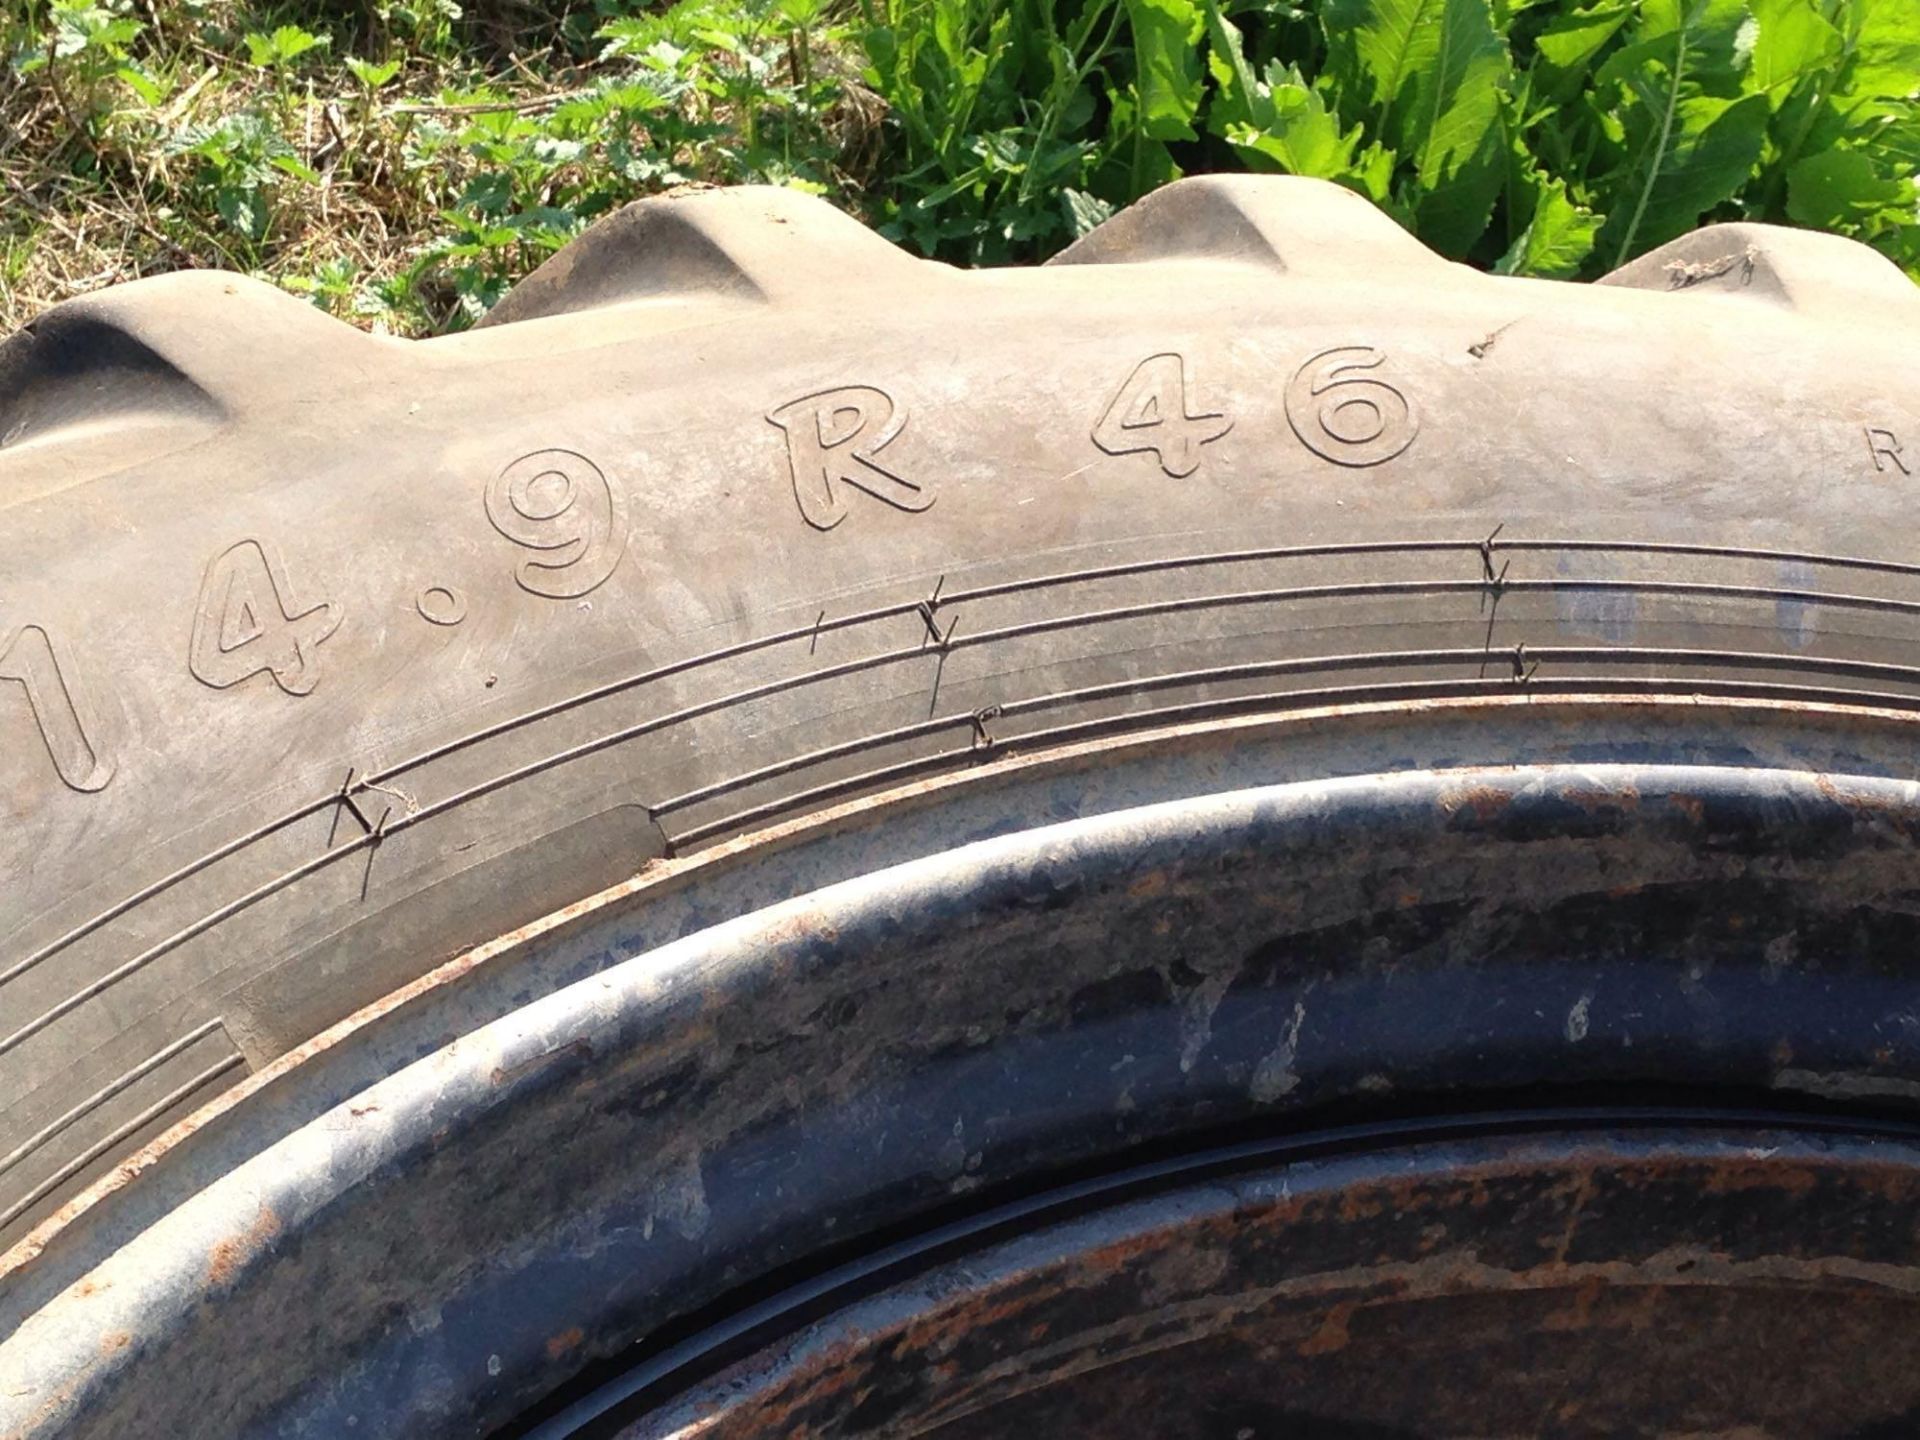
[478,185,926,327]
[1598,221,1919,312]
[0,272,384,456]
[1046,173,1447,275]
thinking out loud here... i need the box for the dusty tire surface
[8,176,1920,1438]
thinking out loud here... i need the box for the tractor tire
[8,176,1920,1439]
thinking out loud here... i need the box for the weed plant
[4,0,1916,335]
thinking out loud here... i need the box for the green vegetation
[5,0,1918,335]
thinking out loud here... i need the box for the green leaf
[503,206,578,237]
[1349,139,1399,203]
[116,64,167,105]
[1602,92,1770,263]
[1787,148,1916,229]
[1744,0,1842,106]
[1494,85,1603,277]
[48,5,142,60]
[1125,0,1205,141]
[1322,0,1512,255]
[1061,188,1114,236]
[1202,0,1264,129]
[1498,171,1602,276]
[1593,0,1769,264]
[1409,0,1509,250]
[1851,108,1920,173]
[1205,9,1381,195]
[1534,3,1632,89]
[1593,0,1752,95]
[1841,0,1920,105]
[268,153,320,184]
[95,16,140,51]
[215,187,262,240]
[344,56,402,89]
[244,24,329,69]
[1222,65,1367,179]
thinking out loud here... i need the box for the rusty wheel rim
[526,1112,1920,1440]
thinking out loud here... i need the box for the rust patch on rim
[491,1037,595,1090]
[205,1203,281,1290]
[1439,784,1511,820]
[1297,1298,1357,1355]
[545,1327,587,1361]
[1564,781,1640,813]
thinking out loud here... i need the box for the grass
[5,0,1917,338]
[2,0,877,334]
